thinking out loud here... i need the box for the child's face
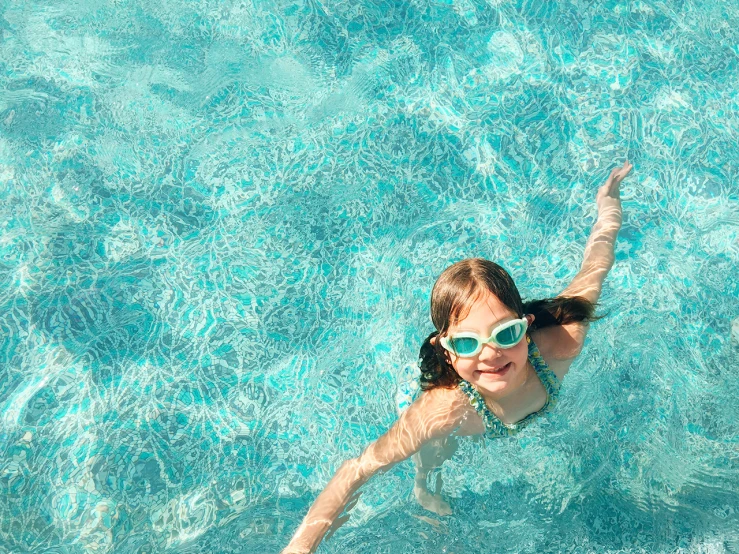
[444,292,530,400]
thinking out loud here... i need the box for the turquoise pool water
[1,0,739,552]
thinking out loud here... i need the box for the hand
[596,160,632,212]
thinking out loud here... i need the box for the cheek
[450,356,475,377]
[513,341,529,362]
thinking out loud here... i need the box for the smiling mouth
[479,362,512,375]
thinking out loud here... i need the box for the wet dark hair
[418,258,600,391]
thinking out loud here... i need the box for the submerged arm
[282,387,468,554]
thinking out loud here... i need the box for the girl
[282,161,634,553]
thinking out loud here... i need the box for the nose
[478,342,502,361]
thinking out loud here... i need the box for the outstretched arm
[561,160,633,304]
[282,387,469,554]
[534,161,634,368]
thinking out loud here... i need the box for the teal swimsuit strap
[528,335,561,407]
[458,336,561,438]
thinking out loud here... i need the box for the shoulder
[530,322,589,361]
[530,323,590,381]
[417,385,469,412]
[412,386,478,436]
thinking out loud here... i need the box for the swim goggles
[439,318,528,358]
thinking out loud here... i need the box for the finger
[614,168,631,184]
[600,170,616,193]
[604,169,620,193]
[613,162,632,183]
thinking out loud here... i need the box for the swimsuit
[458,336,561,438]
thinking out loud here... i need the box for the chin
[475,363,524,392]
[476,372,512,387]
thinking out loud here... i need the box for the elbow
[340,456,374,484]
[353,451,396,481]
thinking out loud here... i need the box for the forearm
[581,199,622,272]
[563,199,622,302]
[283,457,371,554]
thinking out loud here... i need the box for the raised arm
[532,162,633,368]
[282,387,469,554]
[561,160,633,304]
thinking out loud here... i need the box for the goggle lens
[449,336,479,356]
[496,323,524,346]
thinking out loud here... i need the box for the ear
[430,336,437,345]
[525,314,535,326]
